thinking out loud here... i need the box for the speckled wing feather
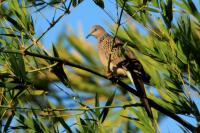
[97,35,126,66]
[97,34,150,82]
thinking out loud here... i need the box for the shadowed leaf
[4,112,15,132]
[99,91,115,123]
[93,0,104,9]
[51,45,69,87]
[56,117,73,133]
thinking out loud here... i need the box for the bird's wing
[113,37,137,60]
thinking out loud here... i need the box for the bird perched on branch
[86,25,153,121]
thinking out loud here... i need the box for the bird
[86,25,154,121]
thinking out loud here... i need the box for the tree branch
[0,49,195,132]
[0,103,142,112]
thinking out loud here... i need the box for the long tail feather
[126,71,154,121]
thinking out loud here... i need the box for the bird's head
[86,25,105,39]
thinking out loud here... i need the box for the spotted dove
[86,25,153,120]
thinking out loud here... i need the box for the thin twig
[107,0,127,72]
[0,103,142,112]
[27,62,58,73]
[24,0,73,52]
[102,9,116,23]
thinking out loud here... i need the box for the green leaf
[160,0,173,29]
[12,89,26,101]
[48,0,60,5]
[143,0,148,5]
[32,119,43,132]
[99,91,115,123]
[31,1,46,7]
[57,117,73,133]
[51,45,70,87]
[190,100,200,122]
[16,114,30,130]
[72,0,77,7]
[4,112,15,132]
[93,0,104,9]
[5,82,19,89]
[0,33,28,39]
[146,7,160,13]
[95,93,100,118]
[9,54,26,81]
[128,95,157,133]
[78,0,84,4]
[28,89,48,95]
[4,15,23,31]
[80,118,87,127]
[79,116,94,133]
[120,115,139,121]
[187,0,198,14]
[52,44,60,57]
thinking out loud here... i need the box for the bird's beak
[86,32,92,39]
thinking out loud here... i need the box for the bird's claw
[107,72,118,83]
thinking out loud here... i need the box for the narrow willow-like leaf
[99,91,115,123]
[4,15,23,31]
[3,112,15,132]
[9,54,26,81]
[51,45,70,87]
[95,93,100,118]
[56,117,73,133]
[93,0,104,9]
[52,44,60,57]
[32,119,44,132]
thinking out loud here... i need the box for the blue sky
[31,0,199,132]
[33,0,114,47]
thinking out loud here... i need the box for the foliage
[0,0,199,132]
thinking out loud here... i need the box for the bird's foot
[107,72,118,83]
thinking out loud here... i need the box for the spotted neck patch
[99,33,110,43]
